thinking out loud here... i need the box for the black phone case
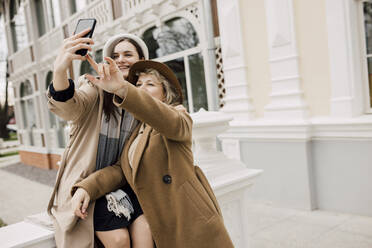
[75,19,97,56]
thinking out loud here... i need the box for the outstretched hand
[85,55,128,93]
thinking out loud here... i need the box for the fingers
[103,63,111,80]
[104,57,119,73]
[72,28,91,39]
[82,195,90,214]
[67,37,94,48]
[67,43,92,54]
[98,63,104,79]
[86,54,99,72]
[85,74,100,85]
[70,54,87,61]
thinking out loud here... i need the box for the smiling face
[112,40,141,79]
[136,74,165,101]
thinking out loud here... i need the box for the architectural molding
[263,0,308,120]
[219,115,372,141]
[216,0,255,123]
[326,0,364,117]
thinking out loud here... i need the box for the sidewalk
[247,201,372,248]
[0,157,54,225]
[1,158,372,247]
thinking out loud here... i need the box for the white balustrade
[10,46,33,73]
[191,109,262,248]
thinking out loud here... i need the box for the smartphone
[73,18,97,56]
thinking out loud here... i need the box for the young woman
[47,29,154,248]
[72,58,235,248]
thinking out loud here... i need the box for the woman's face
[136,74,165,102]
[112,40,140,79]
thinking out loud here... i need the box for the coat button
[163,175,172,184]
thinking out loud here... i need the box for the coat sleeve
[47,76,99,123]
[113,83,192,142]
[72,163,126,201]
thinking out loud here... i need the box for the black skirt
[94,183,143,231]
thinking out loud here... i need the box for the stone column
[263,0,308,119]
[326,0,364,117]
[215,0,255,124]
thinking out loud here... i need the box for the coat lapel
[131,124,151,180]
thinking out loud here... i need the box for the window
[48,0,61,28]
[20,81,35,145]
[142,17,208,112]
[111,0,123,19]
[10,1,28,52]
[70,0,88,15]
[35,0,46,37]
[361,1,372,110]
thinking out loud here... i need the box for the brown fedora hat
[127,60,183,104]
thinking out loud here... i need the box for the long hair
[103,38,145,122]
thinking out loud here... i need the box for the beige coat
[47,77,123,247]
[76,83,234,248]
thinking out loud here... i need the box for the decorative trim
[219,115,372,141]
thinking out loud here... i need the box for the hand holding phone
[74,18,97,56]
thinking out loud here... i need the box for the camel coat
[46,77,124,248]
[76,83,234,248]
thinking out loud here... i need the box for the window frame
[358,0,372,113]
[141,16,210,113]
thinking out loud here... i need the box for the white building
[0,0,371,217]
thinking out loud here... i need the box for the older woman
[73,58,234,248]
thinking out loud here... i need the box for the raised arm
[113,83,192,142]
[84,56,192,141]
[47,28,97,123]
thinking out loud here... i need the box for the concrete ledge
[0,221,55,248]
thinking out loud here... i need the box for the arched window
[142,17,207,112]
[45,71,53,89]
[20,81,35,145]
[10,1,28,52]
[34,0,46,37]
[45,71,56,127]
[48,0,61,28]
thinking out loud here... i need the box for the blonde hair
[137,68,181,105]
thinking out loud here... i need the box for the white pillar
[191,109,262,248]
[215,0,255,124]
[263,0,308,119]
[326,0,364,118]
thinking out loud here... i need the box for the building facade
[1,0,372,217]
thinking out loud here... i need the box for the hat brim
[127,61,183,104]
[102,34,149,60]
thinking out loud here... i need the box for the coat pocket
[180,180,215,221]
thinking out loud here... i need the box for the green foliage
[4,132,17,141]
[0,151,18,158]
[0,218,6,227]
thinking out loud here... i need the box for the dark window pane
[35,0,46,37]
[364,2,372,54]
[164,58,189,110]
[95,49,103,63]
[142,27,159,59]
[46,71,53,89]
[142,17,199,58]
[80,60,95,75]
[367,57,372,107]
[189,53,208,111]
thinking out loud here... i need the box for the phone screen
[74,19,96,36]
[74,18,96,56]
